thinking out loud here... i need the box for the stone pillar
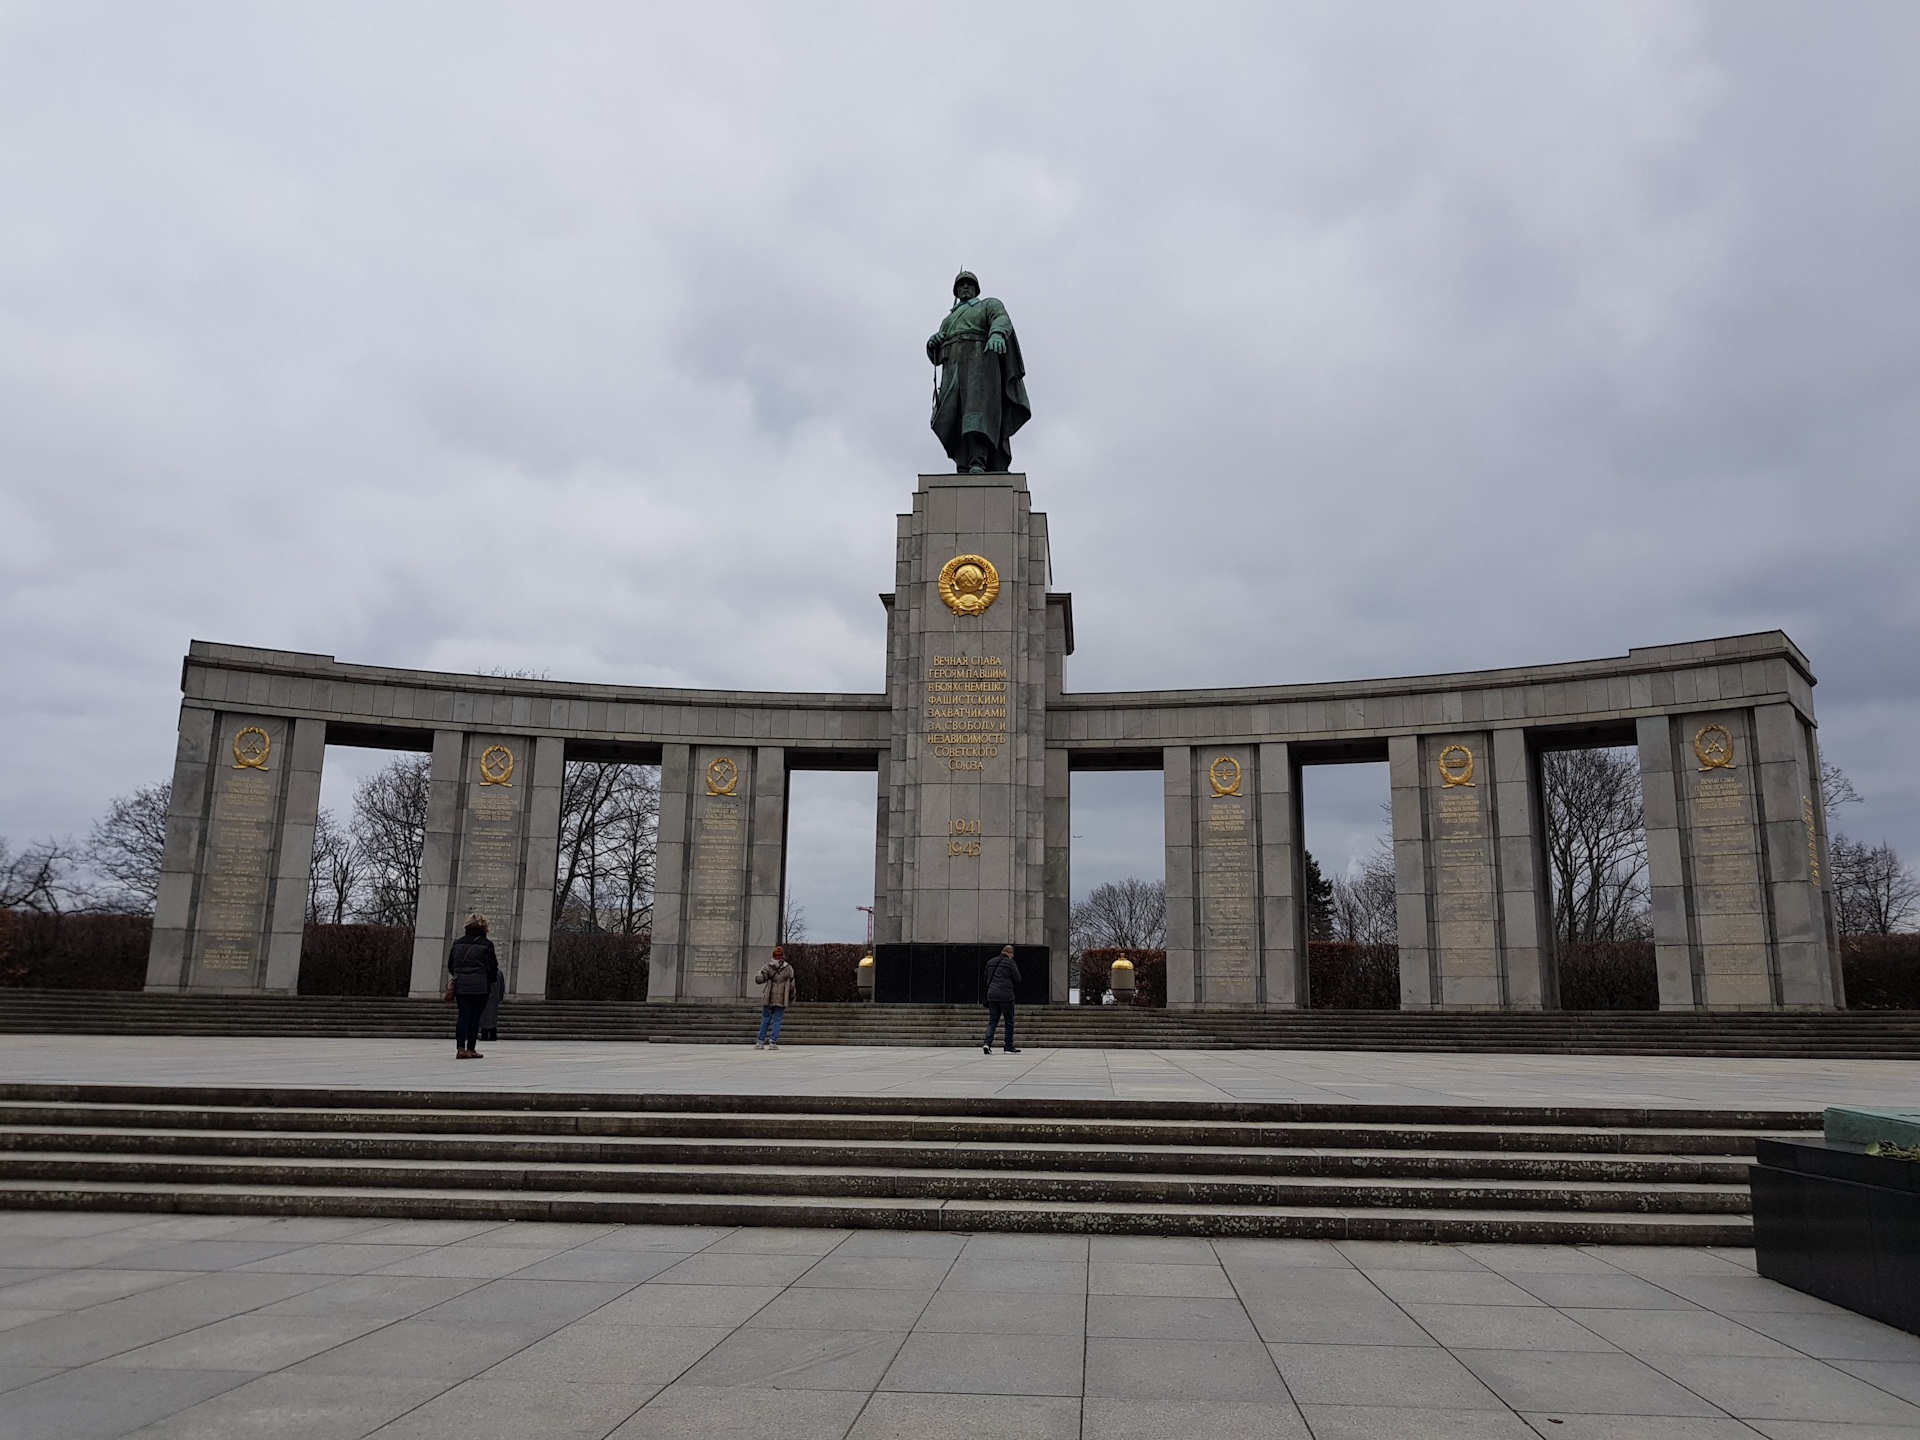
[1643,707,1838,1011]
[262,717,326,993]
[1755,705,1841,1008]
[405,733,546,997]
[409,730,466,997]
[1492,728,1553,1009]
[1389,734,1435,1009]
[1391,730,1543,1010]
[1257,741,1304,1009]
[1163,745,1197,1006]
[145,710,313,993]
[147,706,216,990]
[647,744,693,1002]
[512,735,566,999]
[749,746,789,957]
[651,743,779,1000]
[1044,747,1071,1001]
[882,474,1050,952]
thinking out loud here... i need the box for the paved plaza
[1,1210,1918,1439]
[2,1035,1917,1111]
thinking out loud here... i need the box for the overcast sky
[4,3,1917,940]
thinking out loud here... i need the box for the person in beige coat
[754,946,796,1049]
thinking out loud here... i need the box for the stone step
[3,990,1915,1056]
[0,1178,1756,1244]
[0,1126,1763,1183]
[0,1151,1752,1214]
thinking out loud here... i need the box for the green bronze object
[928,271,1030,473]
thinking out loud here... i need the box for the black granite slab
[1752,1137,1920,1335]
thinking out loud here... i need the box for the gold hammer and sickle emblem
[1694,725,1735,771]
[478,745,515,786]
[938,554,1001,617]
[1208,755,1242,798]
[1438,744,1476,787]
[706,756,739,796]
[231,726,270,770]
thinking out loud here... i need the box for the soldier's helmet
[952,270,980,296]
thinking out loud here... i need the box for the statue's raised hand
[986,333,1006,356]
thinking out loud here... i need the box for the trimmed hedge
[0,910,150,990]
[297,924,412,996]
[548,931,651,1001]
[1078,948,1167,1007]
[1556,940,1659,1011]
[1308,942,1401,1009]
[1841,934,1920,1009]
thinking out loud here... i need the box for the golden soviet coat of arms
[938,554,1000,617]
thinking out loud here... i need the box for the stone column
[1642,707,1838,1011]
[1389,734,1435,1009]
[1193,744,1261,1006]
[1755,704,1842,1008]
[409,730,466,997]
[1163,745,1197,1006]
[749,746,789,958]
[1044,747,1071,1001]
[1492,728,1553,1009]
[145,711,310,993]
[147,706,216,990]
[511,735,566,999]
[1392,730,1538,1010]
[1257,741,1304,1009]
[647,744,693,1002]
[652,743,777,1000]
[261,717,326,993]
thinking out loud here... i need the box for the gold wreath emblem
[1208,755,1242,797]
[231,726,270,770]
[938,554,1000,617]
[478,745,515,786]
[1438,744,1475,787]
[706,756,739,796]
[1694,725,1735,771]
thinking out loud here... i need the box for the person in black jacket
[981,945,1022,1055]
[447,914,500,1059]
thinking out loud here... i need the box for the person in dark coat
[478,966,505,1043]
[447,914,500,1059]
[981,945,1021,1055]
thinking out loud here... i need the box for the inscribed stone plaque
[1426,735,1501,1008]
[1197,749,1258,1005]
[685,753,750,991]
[1678,712,1773,1008]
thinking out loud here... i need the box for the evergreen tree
[1303,849,1335,941]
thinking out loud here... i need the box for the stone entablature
[148,490,1837,1014]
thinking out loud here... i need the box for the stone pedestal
[877,475,1054,969]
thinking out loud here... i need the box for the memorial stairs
[3,990,1920,1057]
[0,1084,1817,1245]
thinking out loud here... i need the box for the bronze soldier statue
[928,271,1030,473]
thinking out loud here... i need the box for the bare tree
[781,896,808,944]
[306,809,364,925]
[1831,836,1920,936]
[1328,839,1398,945]
[0,838,92,913]
[1821,761,1863,812]
[1541,746,1650,945]
[85,781,171,912]
[554,762,659,934]
[351,755,431,927]
[1071,878,1166,954]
